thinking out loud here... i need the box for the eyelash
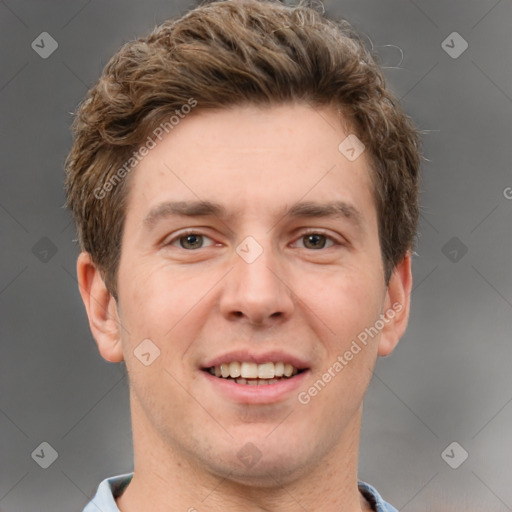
[163,229,343,250]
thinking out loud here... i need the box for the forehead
[124,103,377,229]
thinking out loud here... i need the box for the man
[65,0,420,510]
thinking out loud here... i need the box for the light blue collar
[82,472,397,512]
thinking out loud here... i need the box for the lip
[201,368,310,404]
[201,350,310,370]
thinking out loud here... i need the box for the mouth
[203,361,307,385]
[200,351,311,403]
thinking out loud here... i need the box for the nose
[218,240,295,327]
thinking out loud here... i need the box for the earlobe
[76,252,124,363]
[377,251,413,357]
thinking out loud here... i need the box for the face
[79,103,411,486]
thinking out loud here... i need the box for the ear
[377,251,413,357]
[76,252,124,363]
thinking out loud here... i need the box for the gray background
[1,0,511,510]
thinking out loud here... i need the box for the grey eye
[179,234,204,250]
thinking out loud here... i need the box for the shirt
[82,472,398,512]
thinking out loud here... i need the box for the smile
[205,361,304,385]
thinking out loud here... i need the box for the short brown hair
[65,0,421,298]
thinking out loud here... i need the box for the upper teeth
[211,362,299,379]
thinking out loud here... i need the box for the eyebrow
[142,199,364,231]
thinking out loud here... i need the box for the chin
[208,436,317,487]
[225,457,309,488]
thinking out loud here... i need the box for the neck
[116,395,372,512]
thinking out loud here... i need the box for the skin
[77,103,412,512]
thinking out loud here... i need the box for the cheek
[297,266,383,341]
[117,262,213,358]
[118,258,173,317]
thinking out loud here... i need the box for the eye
[165,231,216,250]
[292,231,338,250]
